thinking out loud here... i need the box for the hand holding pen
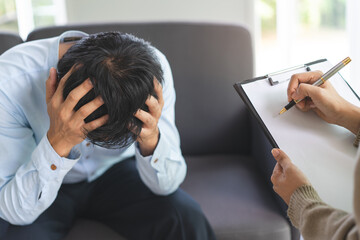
[280,57,360,134]
[279,57,351,114]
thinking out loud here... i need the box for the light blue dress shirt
[0,31,186,225]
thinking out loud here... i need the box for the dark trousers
[0,158,215,240]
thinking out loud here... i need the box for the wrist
[138,129,159,156]
[338,103,360,134]
[47,131,74,157]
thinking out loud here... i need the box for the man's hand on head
[46,66,109,157]
[134,78,164,156]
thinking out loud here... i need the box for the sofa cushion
[181,154,291,240]
[0,32,23,55]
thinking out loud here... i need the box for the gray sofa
[0,32,23,54]
[0,22,299,240]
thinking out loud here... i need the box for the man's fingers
[287,70,323,102]
[58,64,81,90]
[145,96,161,118]
[153,77,164,108]
[134,109,154,128]
[72,95,104,121]
[53,64,82,103]
[144,78,164,119]
[84,114,109,132]
[46,67,58,104]
[271,148,291,169]
[62,79,93,112]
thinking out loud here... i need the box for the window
[0,0,18,32]
[0,0,66,39]
[257,0,358,91]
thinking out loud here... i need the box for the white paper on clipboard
[240,60,360,212]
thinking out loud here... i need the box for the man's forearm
[138,128,160,156]
[0,136,79,225]
[135,131,186,195]
[47,131,75,157]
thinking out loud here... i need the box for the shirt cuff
[135,129,180,173]
[31,136,81,182]
[287,184,323,228]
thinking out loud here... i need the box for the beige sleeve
[288,185,360,240]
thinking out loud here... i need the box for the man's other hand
[134,78,164,156]
[46,67,108,157]
[270,148,310,205]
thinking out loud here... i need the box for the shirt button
[153,158,158,163]
[86,142,91,147]
[50,164,57,170]
[85,156,89,159]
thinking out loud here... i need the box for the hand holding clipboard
[233,58,360,212]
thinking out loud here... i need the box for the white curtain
[347,0,360,93]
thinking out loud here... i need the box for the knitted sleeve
[288,185,360,240]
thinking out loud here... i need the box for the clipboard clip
[267,64,312,86]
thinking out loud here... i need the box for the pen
[279,57,351,115]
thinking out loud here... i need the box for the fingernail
[271,149,279,157]
[48,67,53,77]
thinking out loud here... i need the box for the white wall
[65,0,256,72]
[65,0,255,38]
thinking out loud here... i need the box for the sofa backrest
[27,22,253,155]
[0,32,23,55]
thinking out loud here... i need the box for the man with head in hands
[0,31,215,240]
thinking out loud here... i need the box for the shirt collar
[49,30,89,69]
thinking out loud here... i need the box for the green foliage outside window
[260,0,277,34]
[320,0,346,28]
[0,0,18,32]
[0,0,57,33]
[32,0,53,7]
[299,0,346,29]
[261,0,347,34]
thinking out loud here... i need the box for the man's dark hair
[57,31,164,148]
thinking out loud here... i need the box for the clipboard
[234,59,360,212]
